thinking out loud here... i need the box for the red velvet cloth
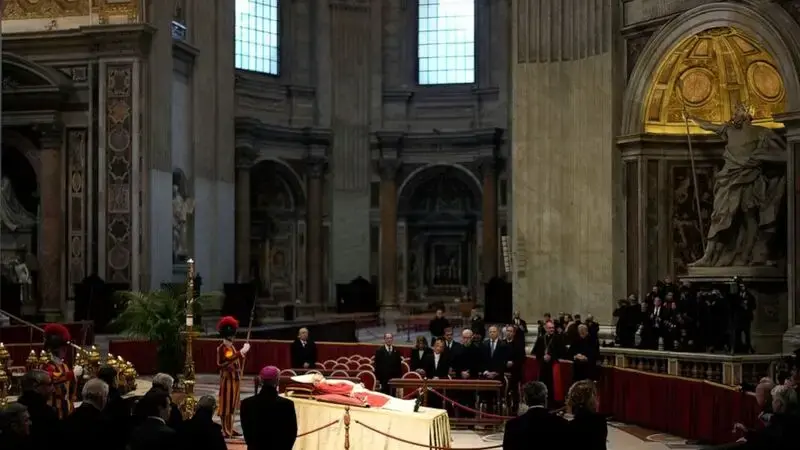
[109,339,760,445]
[0,322,95,345]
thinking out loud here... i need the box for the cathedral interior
[1,0,800,348]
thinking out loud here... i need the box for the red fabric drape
[0,321,95,345]
[109,340,760,445]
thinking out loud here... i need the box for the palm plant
[112,286,220,376]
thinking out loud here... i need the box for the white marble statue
[172,184,195,259]
[0,176,37,231]
[1,257,31,284]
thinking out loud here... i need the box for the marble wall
[511,0,625,324]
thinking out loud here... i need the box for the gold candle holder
[0,343,10,370]
[38,350,49,367]
[179,257,198,419]
[0,366,8,408]
[88,345,101,378]
[26,350,38,371]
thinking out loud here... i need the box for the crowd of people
[613,276,756,353]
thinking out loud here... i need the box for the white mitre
[291,374,319,384]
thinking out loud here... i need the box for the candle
[186,315,193,327]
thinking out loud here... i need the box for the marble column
[480,157,498,282]
[776,111,800,351]
[379,159,400,308]
[234,147,257,282]
[306,158,326,304]
[39,125,64,319]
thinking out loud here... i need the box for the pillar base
[39,308,63,323]
[784,325,800,353]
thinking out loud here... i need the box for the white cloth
[434,354,440,369]
[290,375,417,412]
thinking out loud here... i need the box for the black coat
[17,391,61,448]
[410,347,432,372]
[63,403,111,450]
[422,352,452,379]
[568,410,608,450]
[240,388,297,450]
[179,409,228,450]
[569,336,599,381]
[503,407,568,450]
[373,346,403,390]
[290,339,318,369]
[451,343,481,378]
[428,317,450,340]
[104,387,133,448]
[481,339,512,375]
[128,417,178,450]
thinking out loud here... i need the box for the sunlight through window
[235,0,280,75]
[418,0,475,85]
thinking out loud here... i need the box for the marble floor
[177,375,701,450]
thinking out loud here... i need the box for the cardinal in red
[40,323,82,419]
[216,316,250,437]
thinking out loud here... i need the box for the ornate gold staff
[179,258,198,418]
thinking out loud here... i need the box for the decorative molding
[1,24,155,59]
[66,128,88,288]
[376,158,402,181]
[625,34,651,80]
[306,157,328,179]
[372,128,504,154]
[36,122,65,149]
[57,65,89,83]
[329,0,371,11]
[235,116,333,153]
[235,146,259,169]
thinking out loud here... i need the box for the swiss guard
[40,323,83,419]
[216,316,250,437]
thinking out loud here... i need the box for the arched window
[235,0,280,75]
[417,0,475,85]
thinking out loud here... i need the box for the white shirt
[434,353,440,368]
[490,340,497,355]
[301,340,307,347]
[418,350,424,359]
[385,346,392,353]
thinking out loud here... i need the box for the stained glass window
[418,0,475,85]
[235,0,280,75]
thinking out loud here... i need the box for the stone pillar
[480,157,498,282]
[777,111,800,351]
[378,159,400,308]
[306,158,326,304]
[39,126,64,320]
[235,147,257,282]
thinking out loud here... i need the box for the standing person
[429,309,450,343]
[40,323,83,419]
[216,316,250,438]
[62,379,110,450]
[179,396,227,450]
[502,382,567,450]
[451,329,480,417]
[374,333,403,395]
[16,370,60,448]
[481,326,512,413]
[0,403,33,450]
[504,325,526,413]
[128,390,178,450]
[240,366,297,450]
[290,327,318,369]
[569,325,599,382]
[532,321,566,407]
[470,308,486,341]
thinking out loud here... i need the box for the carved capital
[235,145,259,169]
[377,159,401,182]
[306,157,328,179]
[37,123,64,150]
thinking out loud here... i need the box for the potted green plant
[112,286,220,376]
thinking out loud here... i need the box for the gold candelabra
[0,343,9,407]
[179,257,198,418]
[25,350,38,371]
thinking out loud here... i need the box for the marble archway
[398,164,482,302]
[249,160,306,303]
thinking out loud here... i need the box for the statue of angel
[173,184,196,259]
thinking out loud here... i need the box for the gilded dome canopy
[644,27,786,135]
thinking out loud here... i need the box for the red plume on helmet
[217,316,239,337]
[43,323,71,342]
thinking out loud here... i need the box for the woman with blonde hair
[566,380,607,449]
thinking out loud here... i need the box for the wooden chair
[330,370,349,378]
[358,357,372,364]
[307,369,322,375]
[357,370,377,391]
[279,369,297,377]
[323,360,337,370]
[357,364,374,371]
[332,363,349,371]
[345,360,360,370]
[335,356,349,363]
[401,371,422,379]
[314,362,325,369]
[400,361,410,374]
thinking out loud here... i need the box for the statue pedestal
[682,266,788,353]
[783,325,800,353]
[172,263,189,284]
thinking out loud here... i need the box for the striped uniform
[41,358,74,419]
[217,341,243,437]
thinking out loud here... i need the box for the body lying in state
[290,373,422,413]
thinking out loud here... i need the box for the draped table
[289,395,451,450]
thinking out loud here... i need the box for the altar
[288,395,451,450]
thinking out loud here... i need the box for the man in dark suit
[179,395,227,450]
[504,325,527,413]
[63,378,111,450]
[532,321,567,407]
[422,340,451,409]
[451,329,481,417]
[290,327,318,369]
[648,297,668,349]
[241,366,297,450]
[511,311,528,339]
[128,389,178,450]
[16,370,60,448]
[469,308,486,341]
[481,325,512,413]
[97,365,132,449]
[441,327,463,355]
[503,382,567,450]
[374,333,403,395]
[0,403,33,450]
[428,309,450,342]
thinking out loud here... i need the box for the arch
[398,163,482,204]
[252,156,307,206]
[1,52,73,91]
[621,2,800,136]
[1,129,40,178]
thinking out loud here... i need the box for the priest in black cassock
[568,324,599,382]
[532,320,566,407]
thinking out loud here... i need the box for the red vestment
[313,382,390,408]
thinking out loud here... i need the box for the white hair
[82,378,109,405]
[462,329,473,337]
[152,373,175,392]
[771,385,798,412]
